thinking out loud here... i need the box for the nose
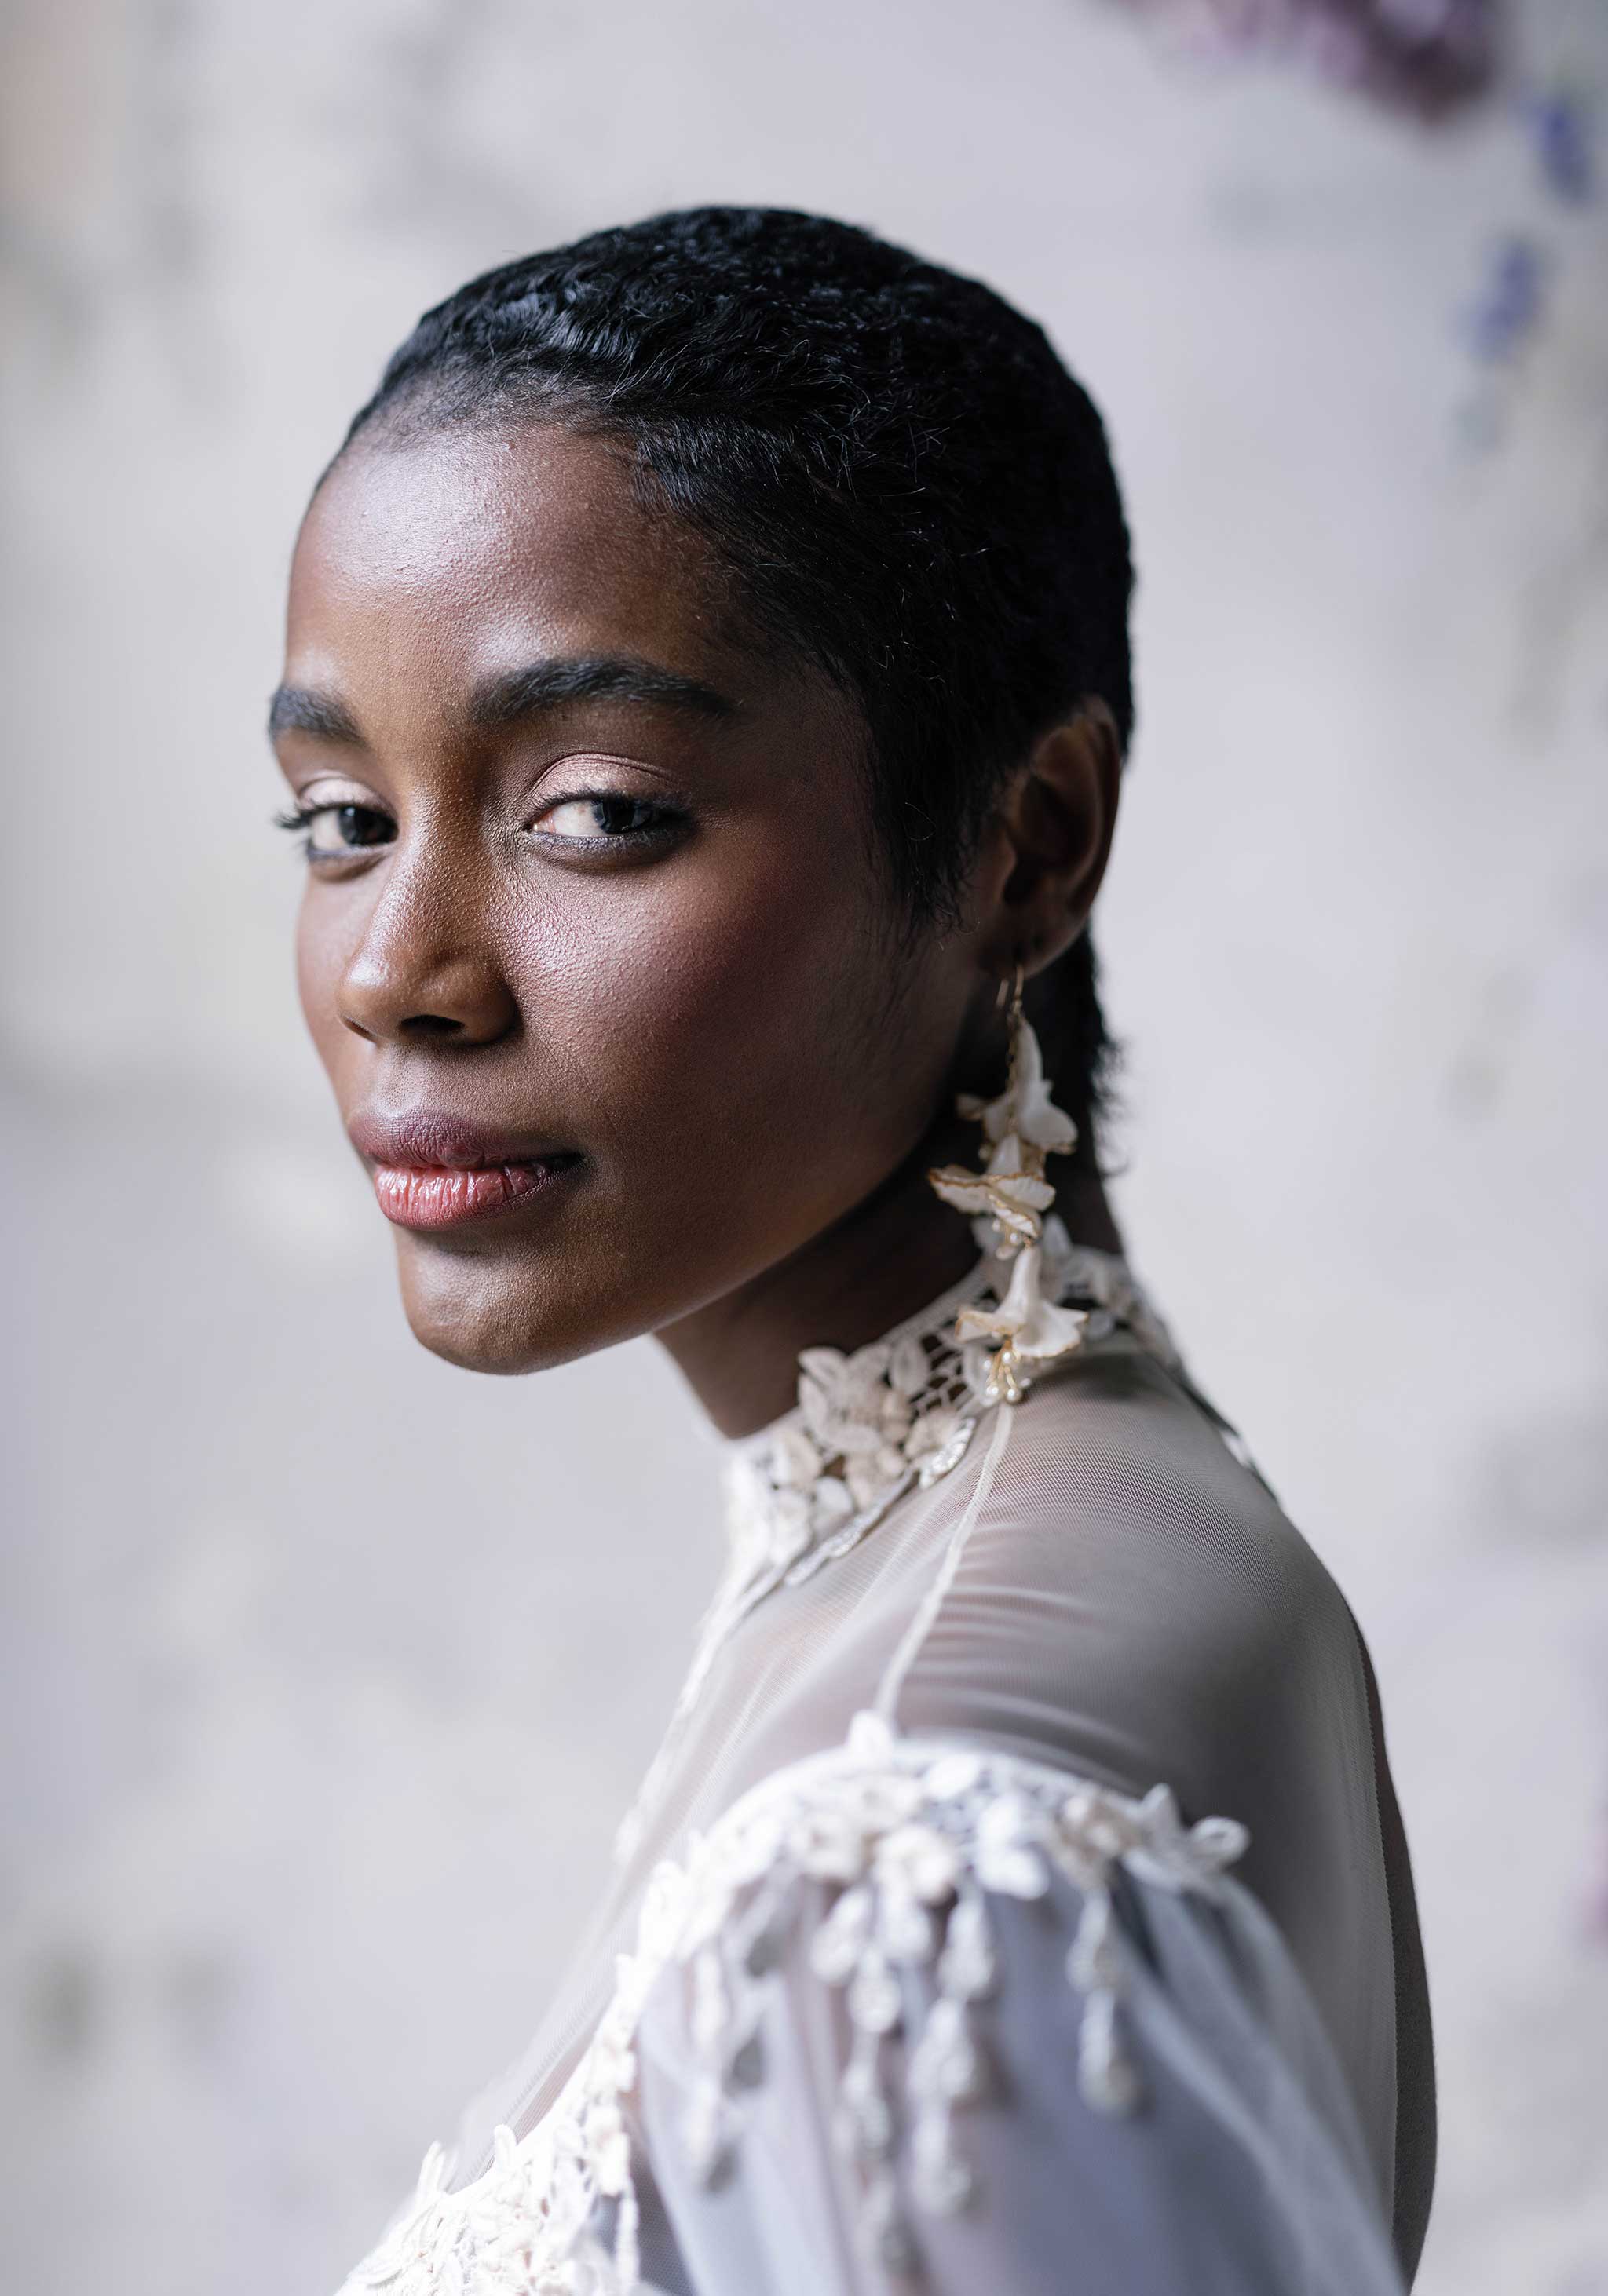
[337,871,520,1049]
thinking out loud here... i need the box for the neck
[656,1117,1125,1439]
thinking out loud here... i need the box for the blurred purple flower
[1523,87,1598,206]
[1466,235,1548,364]
[1106,0,1501,122]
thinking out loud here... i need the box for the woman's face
[275,422,986,1374]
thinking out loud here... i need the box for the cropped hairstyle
[341,206,1135,1138]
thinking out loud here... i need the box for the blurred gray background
[2,0,1606,2288]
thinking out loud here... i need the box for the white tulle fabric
[334,1240,1408,2295]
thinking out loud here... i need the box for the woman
[272,206,1433,2294]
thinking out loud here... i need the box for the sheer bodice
[335,1241,1430,2294]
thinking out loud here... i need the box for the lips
[348,1111,582,1233]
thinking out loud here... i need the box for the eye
[276,800,397,861]
[308,802,395,855]
[533,792,681,844]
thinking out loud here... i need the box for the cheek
[524,839,929,1181]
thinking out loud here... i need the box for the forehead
[286,421,738,702]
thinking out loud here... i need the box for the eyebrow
[267,653,736,746]
[267,686,362,743]
[468,654,736,728]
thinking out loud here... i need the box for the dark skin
[273,421,1125,1436]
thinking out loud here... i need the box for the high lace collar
[614,1227,1180,1874]
[720,1221,1179,1590]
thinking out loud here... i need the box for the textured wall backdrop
[2,2,1606,2289]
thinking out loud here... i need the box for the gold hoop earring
[926,959,1089,1404]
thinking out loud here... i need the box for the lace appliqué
[342,1721,1248,2294]
[722,995,1179,1593]
[667,1714,1248,2272]
[338,2127,610,2296]
[722,1258,990,1590]
[608,1233,1176,1873]
[336,1857,696,2296]
[722,1225,1179,1594]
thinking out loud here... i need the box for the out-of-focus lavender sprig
[1523,85,1598,206]
[1095,0,1599,462]
[1106,0,1500,122]
[1466,233,1549,365]
[1456,79,1598,436]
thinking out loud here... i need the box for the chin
[393,1236,602,1378]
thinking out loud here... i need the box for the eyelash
[532,790,689,849]
[273,801,396,864]
[272,790,688,865]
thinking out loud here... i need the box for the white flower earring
[927,963,1091,1404]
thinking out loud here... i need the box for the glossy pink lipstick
[348,1113,581,1234]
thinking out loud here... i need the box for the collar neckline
[720,1226,1178,1583]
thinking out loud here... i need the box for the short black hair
[342,206,1133,1137]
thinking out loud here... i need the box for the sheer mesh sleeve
[627,1719,1406,2296]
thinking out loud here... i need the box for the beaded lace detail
[611,1223,1180,1871]
[337,1716,1248,2296]
[722,1219,1180,1592]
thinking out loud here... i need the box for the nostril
[335,956,519,1049]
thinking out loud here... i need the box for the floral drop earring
[927,963,1091,1404]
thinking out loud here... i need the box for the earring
[927,962,1091,1404]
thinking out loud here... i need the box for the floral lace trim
[609,1226,1178,1872]
[722,1221,1180,1591]
[338,1717,1248,2294]
[723,984,1182,1596]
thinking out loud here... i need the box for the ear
[976,699,1124,976]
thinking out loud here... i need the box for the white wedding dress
[331,1221,1431,2296]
